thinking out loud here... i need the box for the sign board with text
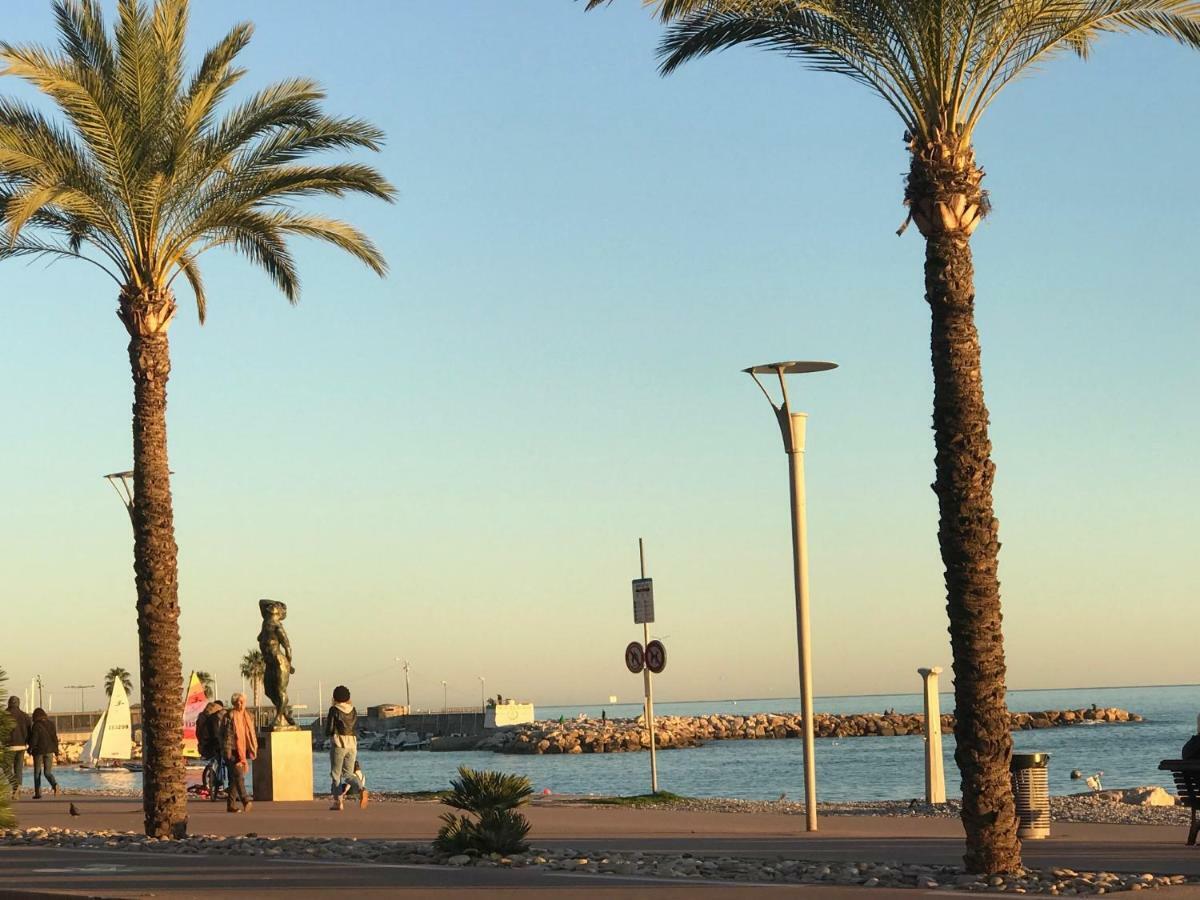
[632,578,655,624]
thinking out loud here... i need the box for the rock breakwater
[478,707,1141,755]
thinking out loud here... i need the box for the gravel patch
[589,795,1191,827]
[1,826,1194,893]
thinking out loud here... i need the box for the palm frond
[0,0,392,312]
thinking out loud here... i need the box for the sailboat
[79,678,135,771]
[182,672,209,767]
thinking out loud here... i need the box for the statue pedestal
[252,730,313,801]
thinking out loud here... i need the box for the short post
[918,666,946,804]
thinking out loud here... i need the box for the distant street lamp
[65,683,95,713]
[744,360,837,834]
[396,658,412,711]
[479,676,486,712]
[441,680,448,712]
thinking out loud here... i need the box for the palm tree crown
[194,671,215,700]
[240,649,265,706]
[0,0,395,308]
[105,666,133,697]
[589,0,1200,232]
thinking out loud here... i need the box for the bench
[1158,760,1200,844]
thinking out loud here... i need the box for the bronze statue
[258,598,297,729]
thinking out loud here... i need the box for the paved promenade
[5,795,1200,897]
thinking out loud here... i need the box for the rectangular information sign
[632,577,655,624]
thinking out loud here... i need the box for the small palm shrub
[434,766,533,855]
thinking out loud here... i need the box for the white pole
[318,679,324,729]
[786,412,818,832]
[919,667,947,804]
[639,539,659,794]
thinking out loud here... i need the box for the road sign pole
[640,540,659,794]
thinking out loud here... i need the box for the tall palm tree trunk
[910,143,1021,874]
[120,288,187,839]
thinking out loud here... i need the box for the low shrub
[433,766,533,855]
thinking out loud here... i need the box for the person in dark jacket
[4,696,33,798]
[28,708,59,799]
[197,700,227,801]
[324,685,366,810]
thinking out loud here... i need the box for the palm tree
[239,650,265,713]
[585,0,1200,873]
[194,671,215,700]
[0,667,13,825]
[0,0,393,838]
[105,666,134,697]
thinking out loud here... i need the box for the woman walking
[325,685,367,811]
[222,693,257,813]
[28,709,59,799]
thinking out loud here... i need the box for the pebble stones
[0,826,1193,893]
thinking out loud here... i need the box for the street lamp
[396,658,412,711]
[744,360,837,833]
[103,470,135,524]
[479,676,486,712]
[441,680,448,712]
[65,684,95,713]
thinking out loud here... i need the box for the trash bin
[1011,752,1051,839]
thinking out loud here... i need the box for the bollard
[917,667,946,804]
[1011,752,1051,839]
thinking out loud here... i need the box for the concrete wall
[485,703,535,729]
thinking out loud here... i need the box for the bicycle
[201,756,227,802]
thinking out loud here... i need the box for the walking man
[222,693,257,813]
[4,697,32,798]
[29,709,59,798]
[325,685,367,810]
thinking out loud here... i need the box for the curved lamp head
[743,361,838,376]
[744,360,838,413]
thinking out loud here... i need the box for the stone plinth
[253,729,313,801]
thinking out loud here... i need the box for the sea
[43,684,1199,803]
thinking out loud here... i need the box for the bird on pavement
[68,803,81,817]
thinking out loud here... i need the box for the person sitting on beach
[28,708,59,799]
[1183,715,1200,760]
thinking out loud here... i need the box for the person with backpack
[4,696,32,798]
[28,708,59,799]
[197,700,227,801]
[324,685,367,810]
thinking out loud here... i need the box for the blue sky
[1,2,1197,712]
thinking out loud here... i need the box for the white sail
[98,678,133,761]
[79,713,106,767]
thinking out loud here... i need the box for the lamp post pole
[441,680,448,712]
[479,676,486,712]
[744,360,837,833]
[396,658,412,711]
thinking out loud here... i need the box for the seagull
[68,803,81,818]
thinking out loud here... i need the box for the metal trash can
[1011,752,1051,839]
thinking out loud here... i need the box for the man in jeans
[4,697,32,798]
[325,685,367,810]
